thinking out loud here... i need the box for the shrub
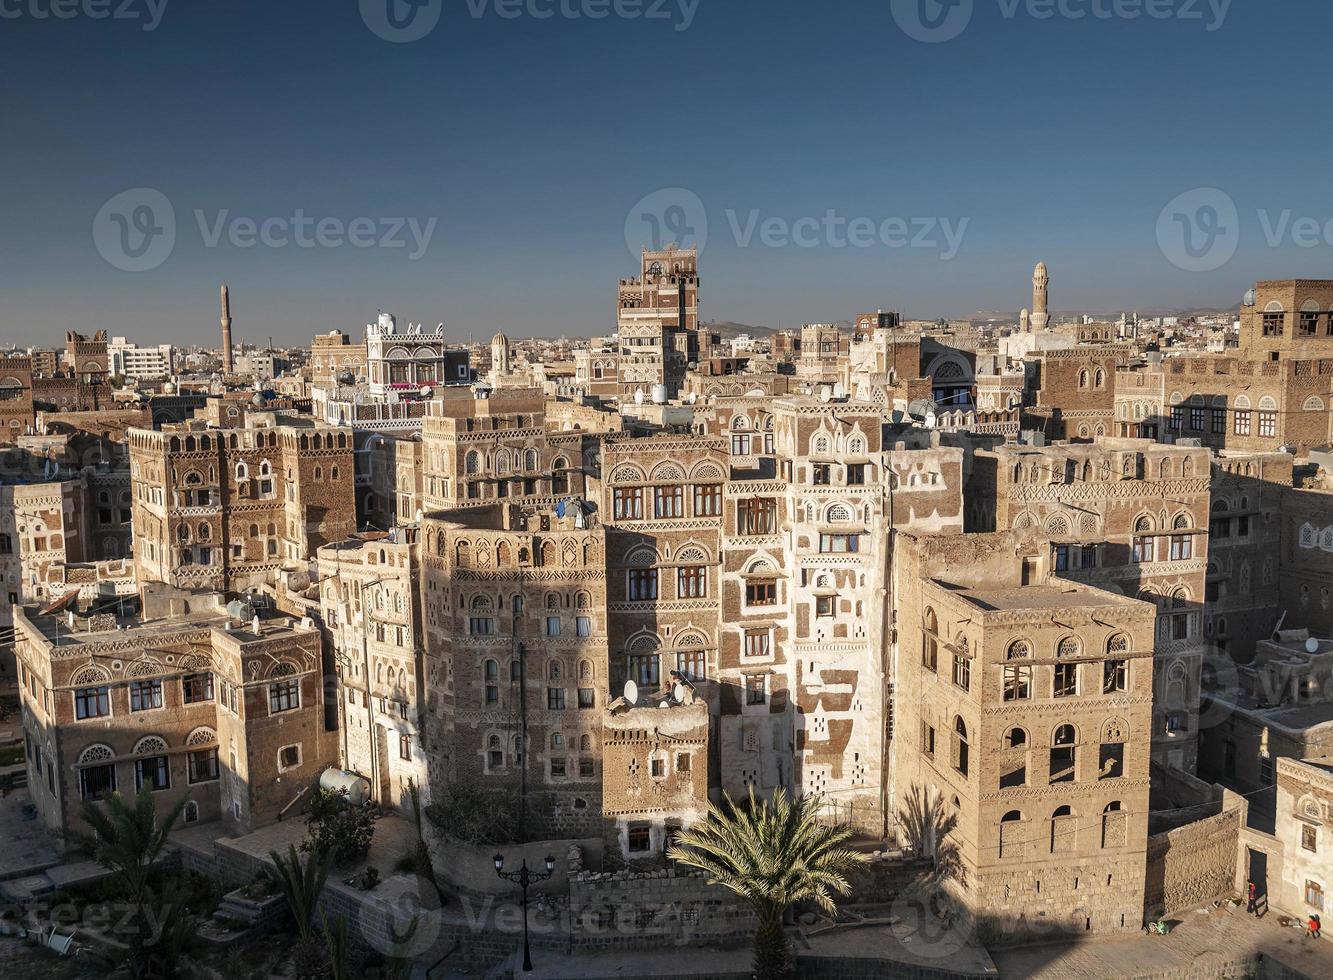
[302,788,374,866]
[425,781,520,845]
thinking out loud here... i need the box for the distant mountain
[701,320,776,339]
[967,303,1242,322]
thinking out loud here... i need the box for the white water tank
[320,768,372,806]
[651,384,668,405]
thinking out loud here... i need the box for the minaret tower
[1030,262,1050,331]
[490,331,511,379]
[220,283,235,375]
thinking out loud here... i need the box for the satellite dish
[673,682,688,702]
[819,387,832,403]
[623,679,639,704]
[1307,638,1321,654]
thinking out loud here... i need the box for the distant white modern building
[107,337,174,380]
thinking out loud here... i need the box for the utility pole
[512,584,529,840]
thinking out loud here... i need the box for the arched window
[1101,801,1125,848]
[922,607,939,671]
[1051,805,1074,853]
[952,716,969,777]
[1050,725,1076,783]
[465,451,480,475]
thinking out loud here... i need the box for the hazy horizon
[2,0,1330,346]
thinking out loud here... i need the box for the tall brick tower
[220,283,235,374]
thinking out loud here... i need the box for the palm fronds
[667,788,868,979]
[269,843,331,941]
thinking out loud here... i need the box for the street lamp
[493,852,556,973]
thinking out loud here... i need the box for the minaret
[1030,261,1050,331]
[220,283,235,375]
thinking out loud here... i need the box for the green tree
[303,787,375,865]
[667,788,867,980]
[269,844,330,942]
[70,788,192,978]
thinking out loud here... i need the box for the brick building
[128,419,356,595]
[14,587,334,841]
[316,532,426,808]
[421,503,609,839]
[616,245,701,401]
[968,438,1210,769]
[891,531,1156,942]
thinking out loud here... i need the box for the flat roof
[938,582,1146,614]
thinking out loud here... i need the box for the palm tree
[70,788,190,978]
[72,787,187,907]
[269,844,331,942]
[668,788,867,980]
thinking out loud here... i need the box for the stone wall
[567,867,755,950]
[1145,803,1242,916]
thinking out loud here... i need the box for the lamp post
[493,852,555,973]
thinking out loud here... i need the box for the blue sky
[0,0,1327,344]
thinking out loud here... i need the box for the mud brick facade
[1024,345,1132,442]
[1145,800,1245,916]
[418,387,591,515]
[13,589,333,842]
[64,330,108,384]
[128,420,356,595]
[891,531,1156,942]
[1274,757,1333,922]
[1280,483,1333,640]
[616,245,701,401]
[310,330,368,389]
[1210,452,1293,661]
[601,693,710,866]
[970,439,1210,769]
[0,354,36,442]
[420,503,609,839]
[317,532,427,809]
